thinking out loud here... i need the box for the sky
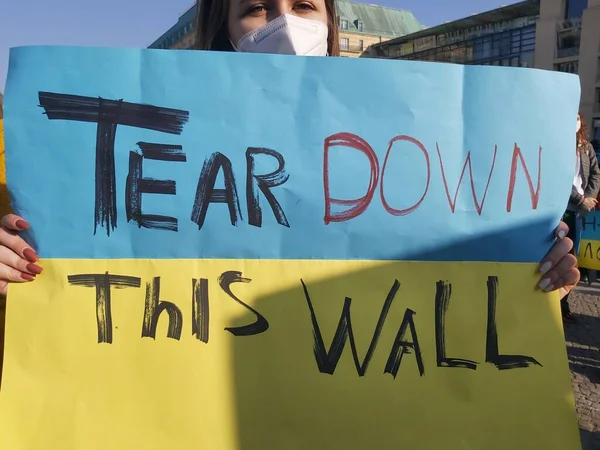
[0,0,518,90]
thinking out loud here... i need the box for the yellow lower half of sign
[578,239,600,270]
[0,259,579,450]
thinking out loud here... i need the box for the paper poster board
[0,46,582,450]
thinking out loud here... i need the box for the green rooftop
[336,0,421,37]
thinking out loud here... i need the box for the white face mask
[232,14,328,56]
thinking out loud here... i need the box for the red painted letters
[323,133,379,224]
[437,144,498,215]
[380,136,431,216]
[323,133,542,223]
[506,144,542,213]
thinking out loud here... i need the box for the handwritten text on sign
[39,89,544,375]
[38,92,540,235]
[68,270,538,375]
[579,210,600,269]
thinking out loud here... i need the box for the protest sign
[578,210,600,270]
[0,46,582,449]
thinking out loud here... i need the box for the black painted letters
[38,92,189,236]
[435,281,478,370]
[68,272,141,343]
[141,277,184,340]
[219,271,269,336]
[191,153,243,229]
[67,272,540,377]
[485,276,541,369]
[126,142,187,231]
[246,147,290,228]
[301,279,399,376]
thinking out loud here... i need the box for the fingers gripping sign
[538,222,580,300]
[0,214,42,296]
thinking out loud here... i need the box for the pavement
[565,283,600,450]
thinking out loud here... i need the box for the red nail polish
[23,248,39,262]
[15,219,30,230]
[21,273,35,281]
[26,263,43,275]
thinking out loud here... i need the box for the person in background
[0,0,582,362]
[562,112,600,322]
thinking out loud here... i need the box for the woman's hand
[582,197,598,212]
[0,214,42,296]
[538,221,579,300]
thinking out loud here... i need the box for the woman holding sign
[0,0,580,302]
[561,113,600,322]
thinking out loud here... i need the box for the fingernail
[544,284,555,292]
[21,273,35,281]
[15,219,30,230]
[26,263,43,275]
[558,230,566,239]
[540,262,552,274]
[538,278,552,290]
[23,248,39,262]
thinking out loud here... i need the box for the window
[592,119,600,151]
[341,19,348,30]
[358,40,364,51]
[520,51,534,68]
[500,33,510,55]
[555,61,579,73]
[565,0,588,19]
[357,21,364,32]
[482,40,492,58]
[340,38,349,50]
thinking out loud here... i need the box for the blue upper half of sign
[4,46,580,262]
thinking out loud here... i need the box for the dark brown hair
[577,112,590,148]
[0,92,3,120]
[194,0,340,56]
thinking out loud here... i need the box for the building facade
[366,2,541,67]
[534,0,600,147]
[367,0,600,149]
[149,1,422,58]
[149,5,196,50]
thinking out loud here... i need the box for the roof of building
[336,0,421,37]
[370,0,540,49]
[149,0,422,48]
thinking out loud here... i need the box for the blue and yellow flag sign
[578,210,600,270]
[1,47,582,449]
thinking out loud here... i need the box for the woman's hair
[577,112,590,147]
[194,0,340,56]
[0,92,3,120]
